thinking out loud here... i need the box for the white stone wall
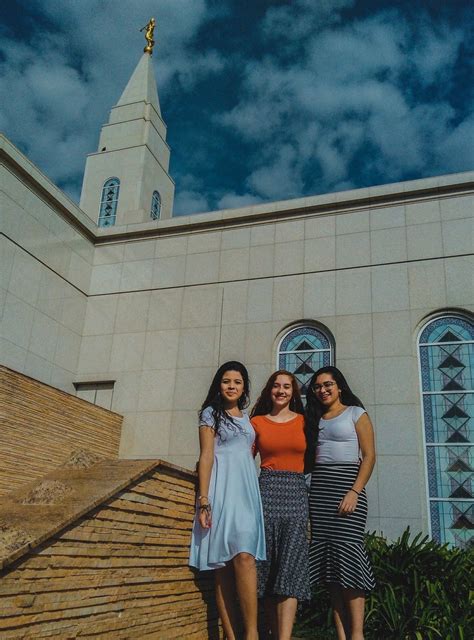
[0,150,92,392]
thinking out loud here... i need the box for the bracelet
[199,503,211,512]
[197,495,208,501]
[349,488,360,496]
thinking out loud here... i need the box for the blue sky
[1,0,473,215]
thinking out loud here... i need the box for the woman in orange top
[251,370,311,640]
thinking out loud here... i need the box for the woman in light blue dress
[189,361,265,640]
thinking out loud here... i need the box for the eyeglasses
[314,381,336,392]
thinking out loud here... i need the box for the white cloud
[262,0,356,42]
[174,189,210,215]
[307,15,404,83]
[248,144,304,200]
[217,192,263,210]
[435,115,474,173]
[218,60,293,140]
[173,173,210,215]
[410,21,464,86]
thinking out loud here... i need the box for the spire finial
[140,18,156,55]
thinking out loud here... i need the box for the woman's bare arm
[197,426,215,528]
[338,413,376,515]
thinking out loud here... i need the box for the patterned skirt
[309,463,375,591]
[257,469,311,601]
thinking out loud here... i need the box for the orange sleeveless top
[251,414,306,473]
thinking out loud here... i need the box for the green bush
[294,528,474,640]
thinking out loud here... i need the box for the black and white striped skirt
[309,463,375,591]
[257,469,311,601]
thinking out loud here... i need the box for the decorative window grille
[150,190,161,220]
[418,314,473,548]
[98,178,120,227]
[278,325,333,395]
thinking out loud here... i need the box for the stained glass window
[98,178,120,227]
[150,190,161,220]
[278,325,333,395]
[418,315,474,548]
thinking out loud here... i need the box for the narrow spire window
[278,325,334,396]
[150,190,161,220]
[418,314,473,548]
[98,178,120,227]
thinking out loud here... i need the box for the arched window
[418,314,473,548]
[150,190,161,220]
[98,178,120,227]
[278,325,334,395]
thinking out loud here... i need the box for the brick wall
[0,365,122,496]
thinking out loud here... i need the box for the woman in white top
[305,366,376,640]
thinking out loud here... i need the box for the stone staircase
[0,454,220,638]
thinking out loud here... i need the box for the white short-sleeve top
[315,405,366,464]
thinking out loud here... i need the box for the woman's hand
[198,504,212,529]
[338,490,358,515]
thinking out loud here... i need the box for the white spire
[79,52,174,225]
[116,53,161,115]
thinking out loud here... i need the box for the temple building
[1,33,473,549]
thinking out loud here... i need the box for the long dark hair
[305,366,364,472]
[250,370,304,417]
[199,361,250,437]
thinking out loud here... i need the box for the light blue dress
[189,407,266,571]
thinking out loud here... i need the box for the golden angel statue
[141,18,156,55]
